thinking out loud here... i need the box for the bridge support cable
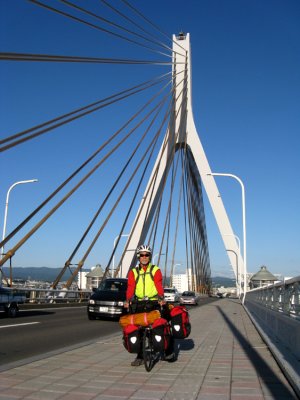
[152,152,181,282]
[0,52,179,65]
[181,145,192,290]
[60,0,184,57]
[0,74,176,256]
[100,0,185,57]
[119,34,239,296]
[74,95,173,284]
[184,150,211,291]
[119,0,187,55]
[173,33,243,287]
[117,76,189,272]
[29,0,173,59]
[63,82,182,286]
[0,72,172,151]
[0,82,174,269]
[3,2,242,293]
[111,96,180,278]
[183,154,197,291]
[169,151,186,288]
[60,95,172,288]
[112,76,188,275]
[115,97,187,276]
[54,78,187,286]
[119,51,187,274]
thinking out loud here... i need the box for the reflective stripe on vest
[132,264,159,300]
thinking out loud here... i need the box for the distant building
[172,269,194,292]
[85,264,105,290]
[249,265,278,289]
[78,271,88,290]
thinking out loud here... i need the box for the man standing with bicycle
[124,244,175,366]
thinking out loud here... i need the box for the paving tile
[0,299,298,400]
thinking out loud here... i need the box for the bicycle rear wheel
[143,329,155,372]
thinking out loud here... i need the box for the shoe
[131,358,143,366]
[164,352,175,362]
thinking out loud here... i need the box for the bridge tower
[120,33,245,292]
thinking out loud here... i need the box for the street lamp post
[1,179,38,259]
[1,179,38,286]
[173,263,181,275]
[170,263,181,288]
[226,249,240,297]
[152,253,165,265]
[224,234,241,253]
[207,173,247,299]
[224,234,241,293]
[112,234,129,277]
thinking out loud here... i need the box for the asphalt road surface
[0,305,121,369]
[0,298,218,370]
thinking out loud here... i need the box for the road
[0,298,218,370]
[0,306,120,369]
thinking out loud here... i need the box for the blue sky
[1,0,299,279]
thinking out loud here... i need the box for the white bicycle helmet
[136,244,152,257]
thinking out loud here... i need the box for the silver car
[164,287,180,303]
[179,291,201,306]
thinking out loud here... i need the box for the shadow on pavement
[217,306,297,399]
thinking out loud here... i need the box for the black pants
[129,299,160,314]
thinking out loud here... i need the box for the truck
[0,286,26,317]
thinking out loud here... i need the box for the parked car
[0,287,26,317]
[179,291,201,306]
[87,278,127,320]
[164,287,180,303]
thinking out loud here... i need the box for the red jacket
[126,264,164,301]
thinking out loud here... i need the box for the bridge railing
[244,276,300,396]
[19,288,92,304]
[246,276,300,319]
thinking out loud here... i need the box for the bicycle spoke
[143,330,154,371]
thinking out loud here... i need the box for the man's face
[139,252,151,266]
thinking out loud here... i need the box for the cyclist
[124,244,175,366]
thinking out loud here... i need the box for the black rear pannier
[151,318,171,352]
[122,324,141,353]
[170,305,191,339]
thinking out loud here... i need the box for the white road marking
[0,322,40,329]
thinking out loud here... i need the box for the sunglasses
[139,253,150,257]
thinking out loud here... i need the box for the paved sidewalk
[0,299,298,400]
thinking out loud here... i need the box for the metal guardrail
[17,288,93,304]
[244,276,300,397]
[245,275,300,319]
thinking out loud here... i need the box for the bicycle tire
[143,329,155,372]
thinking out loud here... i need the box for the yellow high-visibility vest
[132,264,159,300]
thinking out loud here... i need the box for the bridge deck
[0,299,298,399]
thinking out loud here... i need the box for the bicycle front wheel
[143,329,155,372]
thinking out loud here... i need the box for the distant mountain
[211,276,236,288]
[2,267,236,287]
[2,266,90,282]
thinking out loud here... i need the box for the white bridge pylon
[121,33,244,289]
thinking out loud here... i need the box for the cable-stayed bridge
[0,1,242,295]
[0,3,299,394]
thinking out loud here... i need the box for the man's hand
[158,296,166,306]
[124,301,129,309]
